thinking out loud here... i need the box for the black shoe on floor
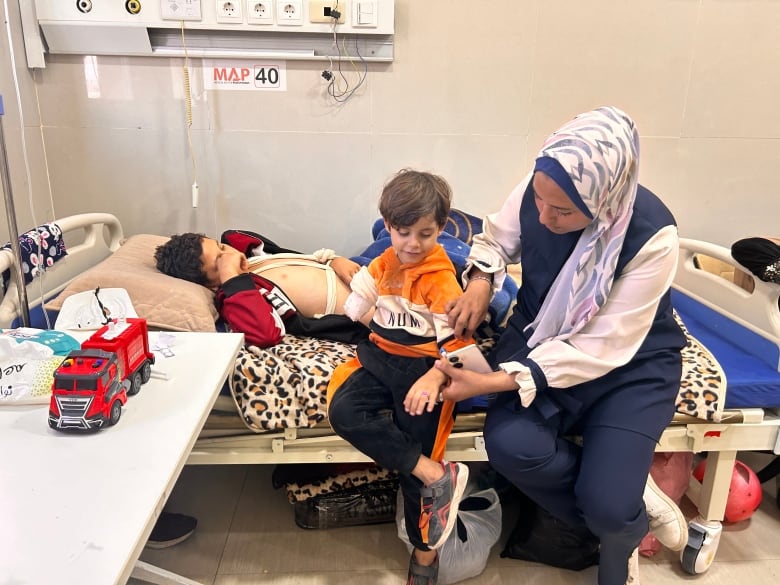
[146,512,198,549]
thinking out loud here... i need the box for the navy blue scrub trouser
[485,396,662,585]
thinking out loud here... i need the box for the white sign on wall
[203,60,287,91]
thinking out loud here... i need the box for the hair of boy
[154,232,209,286]
[379,169,452,229]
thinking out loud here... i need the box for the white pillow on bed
[45,234,218,332]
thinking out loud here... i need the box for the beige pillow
[45,234,218,332]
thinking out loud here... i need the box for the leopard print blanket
[232,335,355,431]
[230,319,726,433]
[285,464,397,503]
[675,311,725,422]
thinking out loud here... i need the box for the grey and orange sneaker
[419,461,469,550]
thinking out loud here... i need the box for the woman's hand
[446,278,492,339]
[330,256,361,285]
[435,358,517,403]
[435,358,487,403]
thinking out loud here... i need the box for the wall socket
[277,0,303,25]
[215,0,243,23]
[246,0,273,24]
[308,0,346,24]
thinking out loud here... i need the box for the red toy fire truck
[48,317,155,432]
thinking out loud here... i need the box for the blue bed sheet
[672,289,780,409]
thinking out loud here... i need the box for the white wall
[1,0,779,256]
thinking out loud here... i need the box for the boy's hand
[217,248,249,283]
[330,256,361,284]
[404,367,449,416]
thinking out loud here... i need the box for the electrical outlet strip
[277,1,303,25]
[215,0,243,23]
[246,0,274,24]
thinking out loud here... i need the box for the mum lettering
[387,312,420,328]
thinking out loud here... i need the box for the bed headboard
[0,213,124,328]
[674,237,780,370]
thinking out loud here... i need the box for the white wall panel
[0,0,778,251]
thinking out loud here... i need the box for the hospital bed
[1,213,778,575]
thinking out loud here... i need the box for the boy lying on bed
[152,231,372,547]
[154,230,371,347]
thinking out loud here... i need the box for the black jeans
[328,341,447,550]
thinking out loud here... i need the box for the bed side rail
[0,213,124,328]
[674,238,780,352]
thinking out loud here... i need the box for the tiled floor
[131,453,780,585]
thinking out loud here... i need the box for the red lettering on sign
[213,68,251,82]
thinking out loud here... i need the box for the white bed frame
[0,213,123,328]
[2,215,778,574]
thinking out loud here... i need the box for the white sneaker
[626,547,640,584]
[644,474,687,551]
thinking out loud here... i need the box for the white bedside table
[0,331,243,585]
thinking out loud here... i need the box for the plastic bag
[0,328,79,405]
[396,486,502,584]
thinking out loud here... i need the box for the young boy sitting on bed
[326,169,473,585]
[154,230,371,348]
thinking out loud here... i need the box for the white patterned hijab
[525,106,640,347]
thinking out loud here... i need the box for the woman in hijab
[441,107,687,585]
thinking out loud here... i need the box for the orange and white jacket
[348,243,470,358]
[327,244,473,462]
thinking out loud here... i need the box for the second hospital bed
[0,213,778,575]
